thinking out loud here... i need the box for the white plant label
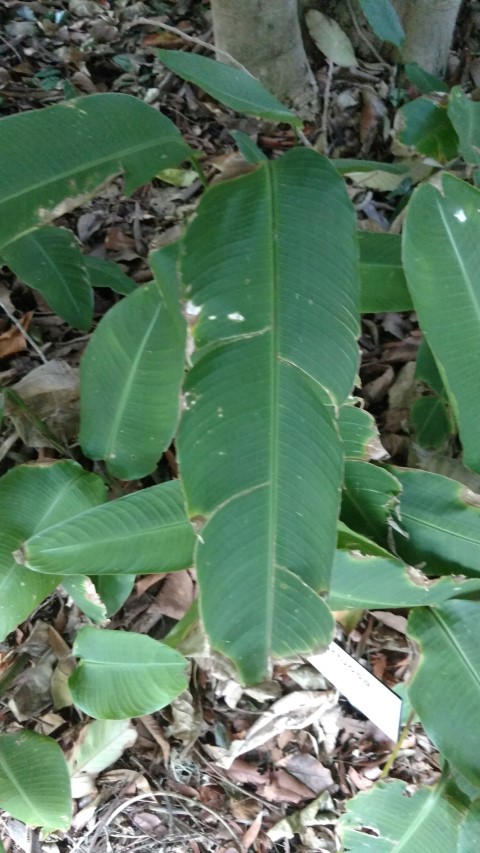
[308,642,402,742]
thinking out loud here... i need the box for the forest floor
[0,2,479,852]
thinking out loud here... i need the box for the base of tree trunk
[211,0,319,121]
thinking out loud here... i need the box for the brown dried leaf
[138,715,170,765]
[0,312,32,359]
[135,573,166,595]
[6,359,79,446]
[220,691,337,768]
[279,753,334,795]
[259,769,314,804]
[227,759,267,787]
[155,570,195,620]
[242,810,264,849]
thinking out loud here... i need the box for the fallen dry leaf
[0,311,33,359]
[347,766,375,791]
[6,359,79,446]
[135,573,166,595]
[155,569,195,620]
[219,690,337,768]
[227,758,267,787]
[259,769,314,804]
[371,610,408,634]
[279,753,334,795]
[242,810,264,849]
[138,715,170,765]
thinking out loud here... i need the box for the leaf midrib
[266,160,279,658]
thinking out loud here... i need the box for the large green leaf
[69,627,188,719]
[448,86,480,165]
[358,232,412,312]
[338,778,466,852]
[0,94,192,251]
[1,226,93,330]
[403,173,480,470]
[157,49,301,127]
[0,461,106,641]
[329,550,480,611]
[80,245,185,479]
[408,600,480,784]
[0,731,71,830]
[178,148,359,683]
[399,98,458,161]
[392,467,480,577]
[19,480,195,577]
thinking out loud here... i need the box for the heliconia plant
[1,48,480,848]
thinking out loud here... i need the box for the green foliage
[404,62,449,94]
[408,601,480,785]
[403,173,480,472]
[399,97,458,161]
[338,777,468,852]
[0,732,72,831]
[157,49,301,127]
[358,232,412,312]
[80,245,185,478]
[2,52,480,845]
[69,627,188,719]
[358,0,404,47]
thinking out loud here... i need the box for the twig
[379,709,416,780]
[0,298,48,363]
[345,0,388,66]
[88,790,242,853]
[321,59,334,152]
[134,17,254,76]
[296,128,313,148]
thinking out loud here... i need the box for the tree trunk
[210,0,319,120]
[396,0,463,75]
